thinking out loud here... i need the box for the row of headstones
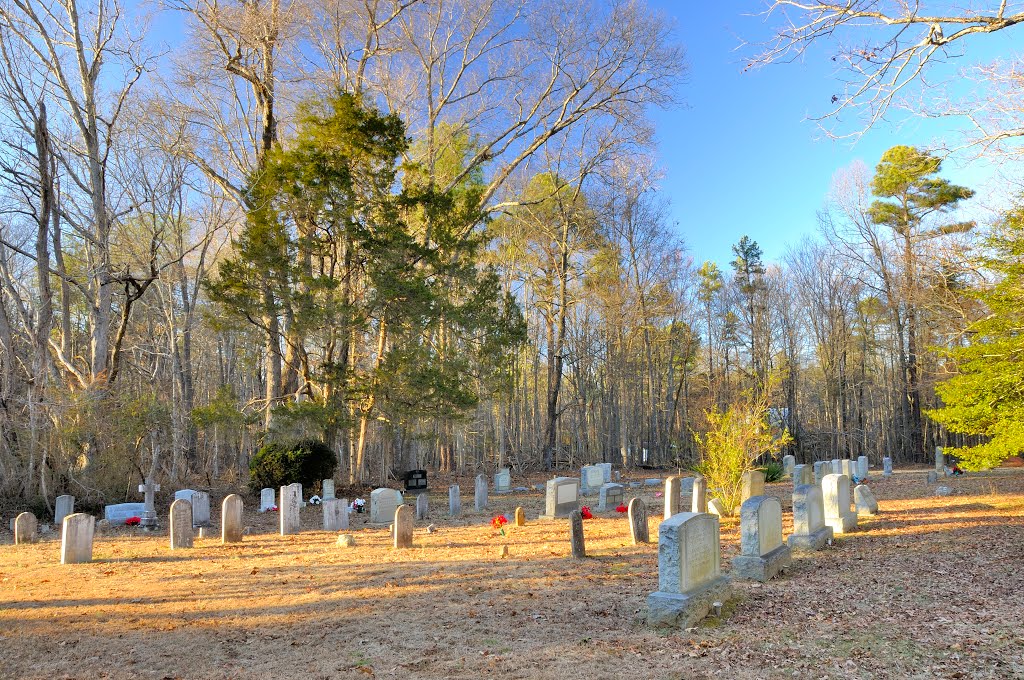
[784,455,894,482]
[647,471,880,628]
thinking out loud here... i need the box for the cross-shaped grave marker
[139,478,161,528]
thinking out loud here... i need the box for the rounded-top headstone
[222,494,244,543]
[169,499,194,550]
[14,511,38,545]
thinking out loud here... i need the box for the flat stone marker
[260,488,276,512]
[691,476,707,513]
[280,483,302,535]
[394,504,413,549]
[597,483,624,512]
[647,512,731,628]
[580,465,605,495]
[823,474,857,534]
[732,496,791,581]
[788,484,832,551]
[792,464,813,486]
[494,468,511,494]
[448,485,461,518]
[55,495,74,526]
[883,457,893,477]
[104,503,146,525]
[782,454,795,476]
[644,478,661,486]
[935,446,945,473]
[514,507,525,526]
[14,512,37,544]
[169,499,194,550]
[222,494,244,543]
[415,492,429,520]
[60,513,95,564]
[322,479,336,501]
[569,510,586,558]
[856,456,869,480]
[664,476,682,520]
[628,498,649,544]
[370,488,404,524]
[474,474,488,511]
[323,498,348,531]
[854,484,879,515]
[539,477,579,520]
[740,470,765,506]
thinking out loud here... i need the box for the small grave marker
[394,504,413,549]
[222,494,244,543]
[628,498,649,544]
[169,499,194,550]
[569,510,585,558]
[60,513,95,564]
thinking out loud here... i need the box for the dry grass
[2,469,1024,679]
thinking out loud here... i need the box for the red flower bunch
[615,504,628,513]
[491,515,508,530]
[124,517,141,526]
[580,506,593,520]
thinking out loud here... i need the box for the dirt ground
[2,468,1023,680]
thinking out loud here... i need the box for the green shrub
[761,461,785,483]
[249,439,337,492]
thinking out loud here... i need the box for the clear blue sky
[651,2,1021,268]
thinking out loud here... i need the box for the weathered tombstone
[54,495,75,526]
[628,498,649,544]
[788,484,833,551]
[707,498,726,516]
[840,459,855,479]
[740,470,765,505]
[322,479,336,501]
[403,469,428,495]
[935,446,945,474]
[60,513,95,564]
[792,464,813,487]
[474,474,488,511]
[494,468,512,494]
[259,488,276,512]
[190,491,211,527]
[732,496,791,581]
[691,476,707,513]
[854,485,879,515]
[813,461,828,486]
[664,476,682,520]
[831,458,842,475]
[169,499,194,550]
[370,488,404,524]
[138,478,161,528]
[14,512,37,544]
[415,492,429,520]
[569,510,585,558]
[883,457,893,477]
[927,470,938,485]
[514,507,525,526]
[597,483,624,512]
[597,462,613,484]
[448,485,461,518]
[580,465,605,495]
[646,512,731,628]
[539,477,579,520]
[103,503,146,525]
[823,473,857,534]
[279,483,303,535]
[393,504,413,549]
[221,494,244,543]
[323,498,348,531]
[856,456,869,480]
[782,455,796,476]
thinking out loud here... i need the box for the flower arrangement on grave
[580,506,593,520]
[654,491,663,498]
[351,498,366,513]
[124,516,141,526]
[491,514,508,536]
[615,504,628,513]
[269,505,278,512]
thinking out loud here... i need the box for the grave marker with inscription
[732,496,791,581]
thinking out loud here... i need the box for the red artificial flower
[580,506,593,520]
[124,517,141,526]
[491,515,508,530]
[615,504,628,513]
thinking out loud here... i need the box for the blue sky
[651,2,1022,268]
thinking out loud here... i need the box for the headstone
[782,455,796,476]
[370,488,404,524]
[474,474,488,511]
[628,498,649,544]
[173,489,198,502]
[740,470,765,505]
[190,491,211,527]
[279,483,302,535]
[840,459,854,479]
[60,513,95,564]
[260,488,276,512]
[569,510,585,559]
[935,446,945,474]
[14,512,37,544]
[646,512,731,628]
[415,492,429,520]
[514,507,525,526]
[707,498,726,516]
[54,495,75,526]
[169,499,194,550]
[927,470,938,485]
[664,476,682,520]
[597,463,613,484]
[322,479,336,501]
[788,484,833,551]
[539,477,579,520]
[644,478,661,486]
[597,483,624,512]
[393,504,413,549]
[856,456,869,480]
[691,476,707,513]
[792,464,813,486]
[831,458,842,475]
[137,478,160,528]
[883,457,893,477]
[935,485,952,496]
[580,465,605,495]
[731,496,791,581]
[823,474,857,534]
[854,485,879,515]
[813,461,828,485]
[103,503,146,525]
[323,498,349,531]
[494,468,512,494]
[448,485,461,518]
[222,494,244,542]
[403,469,428,494]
